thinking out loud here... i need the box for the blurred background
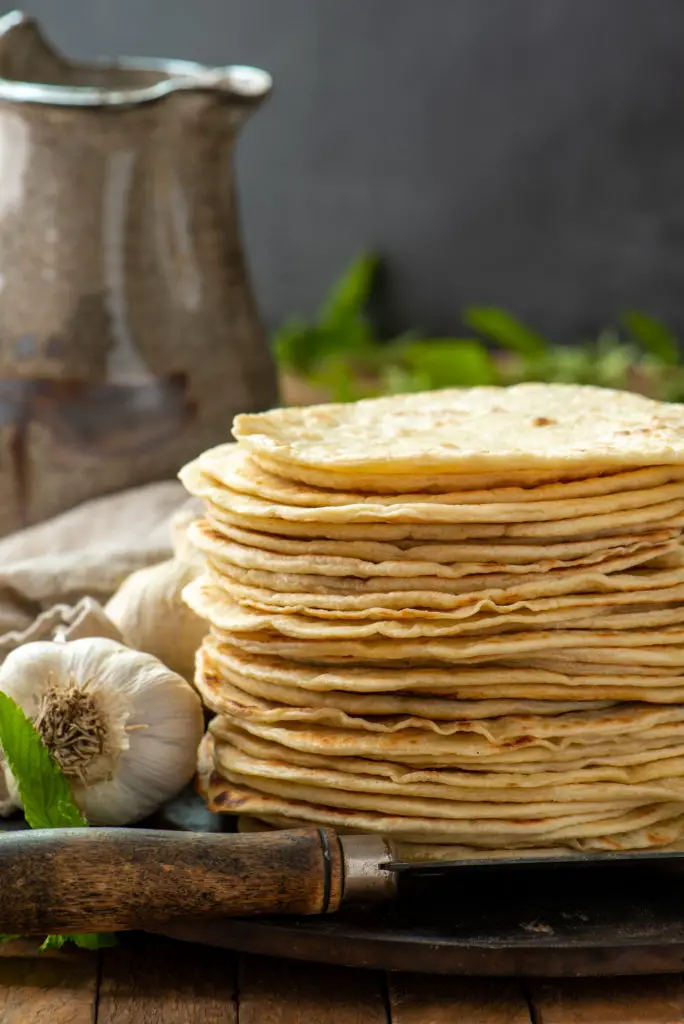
[20,0,684,341]
[2,0,684,538]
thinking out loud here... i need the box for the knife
[1,827,683,935]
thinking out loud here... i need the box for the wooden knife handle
[0,827,351,935]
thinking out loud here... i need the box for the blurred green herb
[0,693,117,952]
[273,252,684,404]
[462,307,547,357]
[272,252,379,387]
[621,311,679,365]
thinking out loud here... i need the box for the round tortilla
[198,443,684,505]
[199,517,682,566]
[232,384,684,479]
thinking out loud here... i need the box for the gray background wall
[18,0,684,339]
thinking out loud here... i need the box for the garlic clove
[105,558,208,681]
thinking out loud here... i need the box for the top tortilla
[233,384,684,482]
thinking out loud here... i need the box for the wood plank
[389,973,531,1024]
[238,953,387,1024]
[97,933,237,1024]
[0,950,98,1024]
[530,975,684,1024]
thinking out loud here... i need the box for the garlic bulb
[105,559,207,681]
[0,637,204,825]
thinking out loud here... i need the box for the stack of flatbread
[180,383,684,859]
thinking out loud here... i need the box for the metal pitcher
[0,10,277,535]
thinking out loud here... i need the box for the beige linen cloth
[0,480,201,649]
[0,480,203,816]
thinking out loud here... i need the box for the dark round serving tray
[4,787,683,976]
[151,790,684,977]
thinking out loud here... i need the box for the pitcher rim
[0,10,272,107]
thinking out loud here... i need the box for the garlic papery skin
[0,637,204,825]
[105,559,207,682]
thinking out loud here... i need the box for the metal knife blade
[385,845,684,873]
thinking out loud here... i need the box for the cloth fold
[0,480,200,639]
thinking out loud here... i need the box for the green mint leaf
[621,311,679,365]
[311,356,370,403]
[381,365,430,395]
[272,321,324,375]
[463,307,548,357]
[4,931,115,951]
[43,933,118,951]
[40,932,119,951]
[0,692,87,830]
[0,694,115,952]
[273,318,378,379]
[402,339,498,388]
[319,252,379,329]
[71,932,118,950]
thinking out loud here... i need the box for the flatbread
[204,503,684,542]
[199,741,684,847]
[204,639,684,699]
[248,456,633,494]
[217,725,684,792]
[215,626,684,667]
[224,627,684,661]
[196,647,682,720]
[197,443,684,505]
[232,384,684,479]
[208,688,684,745]
[209,715,684,769]
[201,518,682,566]
[182,469,684,526]
[207,571,684,619]
[213,742,684,807]
[190,519,681,580]
[198,548,684,602]
[186,578,684,640]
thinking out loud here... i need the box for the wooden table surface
[1,933,683,1024]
